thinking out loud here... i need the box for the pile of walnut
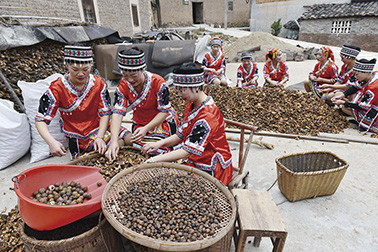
[170,86,349,136]
[30,181,92,205]
[0,39,105,113]
[0,207,24,251]
[74,149,147,182]
[113,173,226,242]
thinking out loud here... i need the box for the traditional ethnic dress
[338,64,355,86]
[309,59,339,98]
[202,52,226,84]
[237,63,259,87]
[35,74,124,158]
[113,71,178,152]
[177,96,233,185]
[348,72,378,133]
[263,60,289,86]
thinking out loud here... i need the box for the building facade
[298,1,378,51]
[249,0,350,37]
[0,0,151,36]
[154,0,251,27]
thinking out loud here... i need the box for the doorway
[192,2,204,24]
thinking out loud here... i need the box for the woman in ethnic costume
[236,52,259,87]
[202,37,228,86]
[141,63,233,185]
[263,48,289,88]
[304,47,339,98]
[319,45,360,101]
[35,45,127,158]
[332,59,378,133]
[105,48,178,161]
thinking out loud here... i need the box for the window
[183,0,189,5]
[81,0,97,23]
[228,1,234,11]
[131,4,139,27]
[331,21,351,34]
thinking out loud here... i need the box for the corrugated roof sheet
[300,1,378,20]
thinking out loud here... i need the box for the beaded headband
[64,45,93,64]
[209,37,222,47]
[353,59,376,72]
[340,45,360,58]
[241,52,253,60]
[173,73,205,87]
[118,50,146,70]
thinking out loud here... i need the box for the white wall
[249,0,350,37]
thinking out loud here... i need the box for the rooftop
[300,1,378,20]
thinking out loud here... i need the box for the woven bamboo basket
[275,151,349,202]
[102,162,236,252]
[19,217,123,252]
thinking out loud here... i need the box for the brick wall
[159,0,250,27]
[299,17,378,52]
[0,0,81,21]
[1,0,151,37]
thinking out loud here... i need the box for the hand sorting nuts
[75,151,146,182]
[113,173,226,242]
[29,181,92,205]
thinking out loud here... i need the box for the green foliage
[271,18,282,36]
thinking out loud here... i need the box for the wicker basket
[102,162,236,252]
[275,151,349,202]
[19,217,123,252]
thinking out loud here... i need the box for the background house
[298,1,378,52]
[249,0,350,38]
[152,0,251,28]
[0,0,151,36]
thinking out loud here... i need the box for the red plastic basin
[13,164,107,231]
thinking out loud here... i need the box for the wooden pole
[0,69,25,113]
[225,128,349,144]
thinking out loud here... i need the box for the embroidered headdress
[118,47,146,70]
[320,47,335,62]
[241,52,253,61]
[353,58,376,73]
[209,36,222,47]
[266,48,281,61]
[340,45,360,59]
[173,62,204,87]
[64,45,93,64]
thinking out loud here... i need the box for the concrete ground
[1,27,378,251]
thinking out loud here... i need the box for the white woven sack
[0,99,30,170]
[18,73,68,163]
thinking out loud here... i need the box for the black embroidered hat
[64,45,93,64]
[118,48,146,70]
[241,52,253,60]
[353,58,376,72]
[340,45,360,58]
[173,62,204,87]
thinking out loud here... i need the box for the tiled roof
[300,1,378,20]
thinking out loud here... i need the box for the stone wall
[159,0,250,27]
[299,17,378,52]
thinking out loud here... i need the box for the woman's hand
[141,141,163,155]
[215,69,223,75]
[94,137,107,155]
[309,75,317,81]
[332,99,345,106]
[105,141,119,161]
[131,127,148,143]
[48,140,66,157]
